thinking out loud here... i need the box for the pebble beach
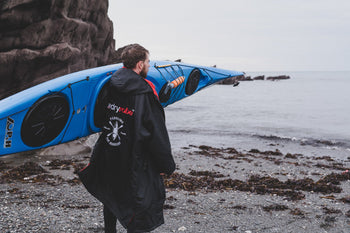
[1,138,350,233]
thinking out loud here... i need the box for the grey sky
[108,0,350,71]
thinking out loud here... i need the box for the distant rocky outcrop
[0,0,120,100]
[217,74,290,85]
[266,75,290,81]
[237,76,253,81]
[253,75,265,80]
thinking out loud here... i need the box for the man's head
[121,44,150,78]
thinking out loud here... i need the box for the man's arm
[137,94,176,175]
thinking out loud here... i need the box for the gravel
[1,142,350,233]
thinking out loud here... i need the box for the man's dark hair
[121,44,149,69]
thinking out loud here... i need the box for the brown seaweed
[262,204,289,212]
[164,170,348,201]
[0,162,47,183]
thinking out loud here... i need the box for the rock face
[0,0,119,100]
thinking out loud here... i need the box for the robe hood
[109,68,153,95]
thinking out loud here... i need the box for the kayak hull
[0,61,243,156]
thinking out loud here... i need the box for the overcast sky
[108,0,350,72]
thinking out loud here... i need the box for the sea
[165,71,350,160]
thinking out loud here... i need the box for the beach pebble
[1,142,350,232]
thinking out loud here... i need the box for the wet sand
[1,140,350,232]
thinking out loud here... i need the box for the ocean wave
[169,129,193,134]
[253,134,350,150]
[169,127,350,151]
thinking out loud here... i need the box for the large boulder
[0,0,119,100]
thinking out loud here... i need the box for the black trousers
[103,205,139,233]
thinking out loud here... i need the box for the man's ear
[137,60,144,71]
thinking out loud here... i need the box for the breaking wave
[253,134,350,150]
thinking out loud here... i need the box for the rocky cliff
[0,0,119,100]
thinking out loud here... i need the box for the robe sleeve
[135,93,176,175]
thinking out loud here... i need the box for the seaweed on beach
[194,145,224,157]
[167,196,177,201]
[192,145,239,157]
[248,175,342,195]
[67,177,81,185]
[322,207,342,214]
[0,160,10,171]
[290,208,306,217]
[346,210,350,217]
[190,145,350,173]
[262,204,289,212]
[46,159,75,170]
[73,163,86,174]
[46,159,84,173]
[189,170,225,178]
[231,205,247,210]
[315,162,349,171]
[164,170,348,201]
[314,156,335,162]
[0,162,47,183]
[61,204,91,209]
[164,173,302,199]
[318,171,350,185]
[339,196,350,204]
[8,188,21,194]
[163,204,175,209]
[285,153,302,159]
[191,145,292,166]
[0,161,75,185]
[191,145,258,163]
[29,174,65,185]
[249,149,283,156]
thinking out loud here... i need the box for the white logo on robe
[104,116,126,146]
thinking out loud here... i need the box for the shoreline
[1,142,350,232]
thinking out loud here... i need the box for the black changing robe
[79,68,176,232]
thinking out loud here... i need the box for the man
[79,44,176,233]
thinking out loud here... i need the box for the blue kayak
[0,60,243,156]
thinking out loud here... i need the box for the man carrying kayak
[79,44,176,233]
